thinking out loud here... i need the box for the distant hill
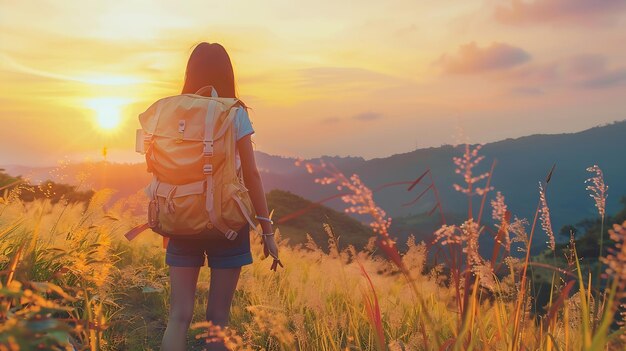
[1,162,152,204]
[3,120,625,253]
[0,170,93,204]
[260,120,626,252]
[257,121,626,251]
[266,189,373,250]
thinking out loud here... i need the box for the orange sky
[1,0,626,166]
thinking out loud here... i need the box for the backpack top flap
[138,94,242,184]
[139,94,240,140]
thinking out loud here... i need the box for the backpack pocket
[152,181,211,236]
[221,180,256,230]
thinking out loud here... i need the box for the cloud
[564,54,608,78]
[560,54,626,88]
[438,42,531,74]
[352,112,383,121]
[0,53,152,86]
[501,62,559,86]
[581,68,626,89]
[500,54,626,90]
[495,0,626,26]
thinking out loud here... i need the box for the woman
[160,42,280,351]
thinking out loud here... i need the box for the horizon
[2,118,624,168]
[2,1,626,166]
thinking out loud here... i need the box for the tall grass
[0,146,625,350]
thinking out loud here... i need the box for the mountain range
[3,120,625,253]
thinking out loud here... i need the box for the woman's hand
[262,233,283,271]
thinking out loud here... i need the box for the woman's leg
[161,266,201,351]
[205,267,242,350]
[206,267,241,325]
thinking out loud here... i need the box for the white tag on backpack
[135,129,146,154]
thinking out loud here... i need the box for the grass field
[1,146,625,350]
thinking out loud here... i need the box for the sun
[95,105,120,129]
[85,97,131,130]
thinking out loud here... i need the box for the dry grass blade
[357,260,386,351]
[407,170,430,191]
[5,242,25,287]
[544,280,575,329]
[0,217,24,241]
[545,163,556,184]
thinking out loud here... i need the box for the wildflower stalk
[476,160,497,227]
[450,144,493,339]
[453,144,492,219]
[596,216,605,289]
[539,182,556,252]
[539,179,560,340]
[298,159,439,347]
[585,165,608,292]
[510,165,555,351]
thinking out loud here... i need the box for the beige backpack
[126,86,257,241]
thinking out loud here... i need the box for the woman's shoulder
[235,103,252,123]
[234,100,251,123]
[234,100,254,140]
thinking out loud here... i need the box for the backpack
[125,86,257,242]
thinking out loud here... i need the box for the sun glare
[85,98,132,130]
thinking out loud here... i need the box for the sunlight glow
[82,75,147,86]
[85,98,132,130]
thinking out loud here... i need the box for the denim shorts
[165,223,253,269]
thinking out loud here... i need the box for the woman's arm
[237,134,272,234]
[237,134,282,270]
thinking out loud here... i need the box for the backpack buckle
[203,141,214,157]
[148,199,159,229]
[224,229,238,240]
[138,132,153,154]
[176,120,186,144]
[203,164,213,175]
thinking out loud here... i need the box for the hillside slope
[266,189,374,250]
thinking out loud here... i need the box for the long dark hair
[181,42,237,98]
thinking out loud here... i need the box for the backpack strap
[203,99,218,214]
[195,85,219,97]
[213,106,239,141]
[203,101,240,240]
[231,193,259,230]
[124,222,150,241]
[123,222,169,249]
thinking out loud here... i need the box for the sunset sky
[1,0,626,166]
